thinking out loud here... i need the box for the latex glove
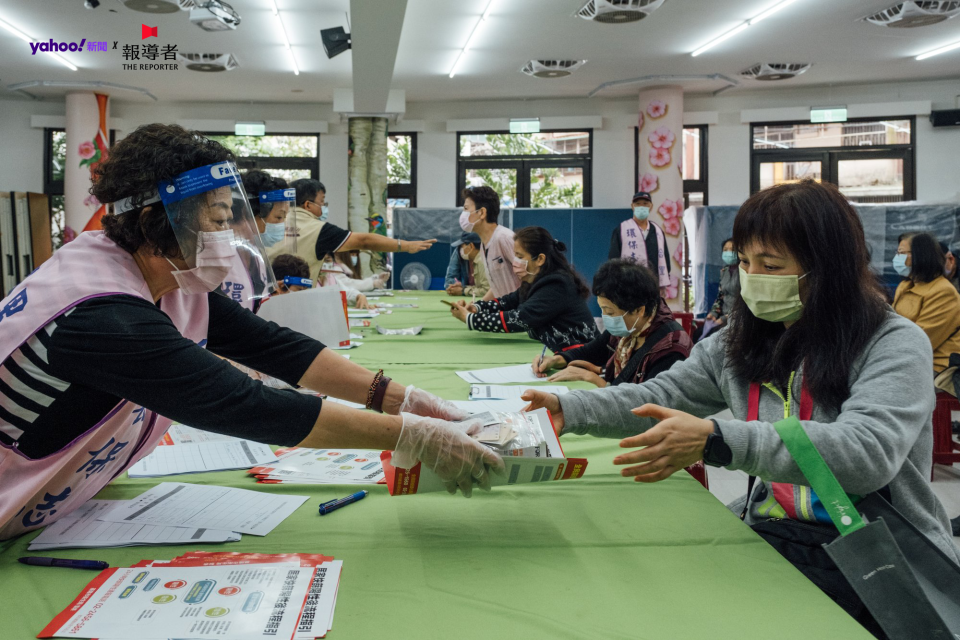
[393,413,505,496]
[400,385,469,421]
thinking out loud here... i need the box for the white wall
[1,77,957,215]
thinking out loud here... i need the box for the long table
[0,291,871,639]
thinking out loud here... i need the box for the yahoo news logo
[30,39,88,55]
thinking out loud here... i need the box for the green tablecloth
[0,291,871,639]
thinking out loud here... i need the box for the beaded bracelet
[366,370,383,410]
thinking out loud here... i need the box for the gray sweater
[558,311,960,561]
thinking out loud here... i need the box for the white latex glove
[393,413,505,497]
[400,385,469,421]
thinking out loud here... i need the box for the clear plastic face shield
[258,188,295,250]
[155,161,276,301]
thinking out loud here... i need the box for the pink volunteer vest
[0,231,209,540]
[620,219,670,288]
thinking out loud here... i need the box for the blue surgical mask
[262,221,285,247]
[633,206,650,221]
[602,312,641,337]
[320,205,329,221]
[722,251,738,266]
[893,253,910,277]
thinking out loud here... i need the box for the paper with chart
[38,563,315,640]
[249,447,386,485]
[470,384,570,400]
[28,500,239,550]
[456,364,547,384]
[127,439,277,477]
[157,424,239,446]
[98,483,308,536]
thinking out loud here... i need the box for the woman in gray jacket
[524,180,957,635]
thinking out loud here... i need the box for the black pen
[18,556,109,571]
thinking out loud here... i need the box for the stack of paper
[347,309,379,319]
[453,399,530,413]
[28,500,240,550]
[249,447,386,485]
[127,427,278,478]
[371,303,418,309]
[456,364,548,384]
[97,482,309,536]
[39,552,342,639]
[375,324,423,335]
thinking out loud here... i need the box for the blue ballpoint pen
[537,344,548,376]
[319,490,368,515]
[18,556,109,571]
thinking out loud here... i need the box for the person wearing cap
[0,124,504,541]
[274,179,437,284]
[444,232,489,299]
[608,191,671,296]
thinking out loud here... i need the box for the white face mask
[459,209,479,233]
[166,230,236,295]
[459,246,469,260]
[349,255,359,267]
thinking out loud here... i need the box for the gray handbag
[774,416,960,639]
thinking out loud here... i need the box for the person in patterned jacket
[449,226,598,353]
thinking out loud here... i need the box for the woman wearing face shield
[0,124,502,542]
[524,180,958,634]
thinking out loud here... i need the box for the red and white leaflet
[39,563,316,640]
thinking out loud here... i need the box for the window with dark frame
[387,133,417,235]
[204,133,320,183]
[456,130,593,209]
[749,116,916,203]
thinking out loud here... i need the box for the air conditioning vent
[521,60,587,78]
[740,62,812,81]
[577,0,667,24]
[864,1,960,28]
[177,52,239,72]
[120,0,191,13]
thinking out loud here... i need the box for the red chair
[932,390,960,479]
[672,312,694,336]
[685,462,709,489]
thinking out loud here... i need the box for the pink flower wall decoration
[658,198,681,220]
[639,173,659,193]
[646,100,667,119]
[662,216,682,236]
[648,126,675,150]
[663,274,679,299]
[673,240,684,266]
[78,141,96,160]
[649,147,671,168]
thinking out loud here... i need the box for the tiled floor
[704,409,960,545]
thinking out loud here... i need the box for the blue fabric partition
[512,208,632,315]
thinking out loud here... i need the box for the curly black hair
[592,258,660,317]
[242,170,288,218]
[271,254,310,281]
[94,123,235,259]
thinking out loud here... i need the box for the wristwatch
[703,419,733,468]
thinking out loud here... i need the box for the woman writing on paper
[532,259,691,387]
[0,125,501,541]
[523,180,958,633]
[449,227,599,353]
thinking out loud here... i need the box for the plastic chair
[672,312,694,336]
[931,390,960,479]
[685,461,709,489]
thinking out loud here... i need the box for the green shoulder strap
[772,416,866,537]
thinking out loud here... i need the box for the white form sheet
[157,423,239,445]
[469,384,570,400]
[29,500,239,550]
[97,482,309,536]
[127,439,277,477]
[456,363,548,384]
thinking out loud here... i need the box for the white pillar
[637,85,684,308]
[64,92,109,239]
